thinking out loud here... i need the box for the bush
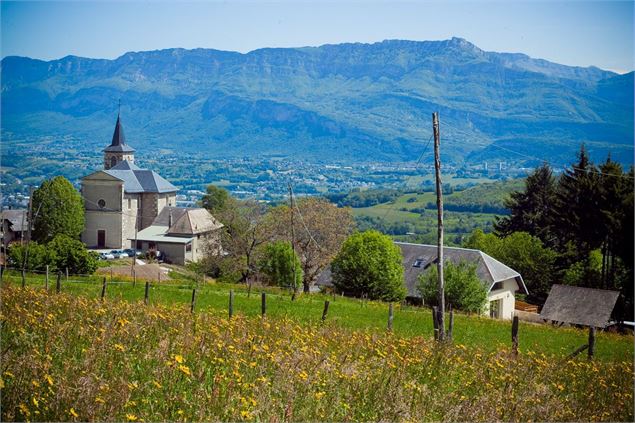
[47,235,98,275]
[417,260,487,313]
[258,241,303,289]
[331,230,406,301]
[7,242,54,272]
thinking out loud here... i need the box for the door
[489,299,501,319]
[97,230,106,248]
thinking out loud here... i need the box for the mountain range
[2,37,633,165]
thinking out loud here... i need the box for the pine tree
[553,145,603,261]
[494,163,557,246]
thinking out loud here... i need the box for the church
[81,114,222,264]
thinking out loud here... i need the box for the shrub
[6,242,54,272]
[331,230,406,301]
[258,241,303,289]
[47,235,98,275]
[417,260,487,313]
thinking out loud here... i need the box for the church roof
[103,160,177,194]
[104,115,135,153]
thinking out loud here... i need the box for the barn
[317,241,528,320]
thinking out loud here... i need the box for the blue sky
[2,1,633,73]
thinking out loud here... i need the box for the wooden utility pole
[288,183,298,301]
[432,112,445,341]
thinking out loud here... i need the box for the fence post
[101,277,107,301]
[322,300,330,322]
[432,306,439,340]
[133,268,136,287]
[66,267,69,282]
[588,326,596,360]
[110,266,113,283]
[512,315,519,356]
[144,281,150,305]
[229,290,234,319]
[261,292,266,317]
[45,265,49,291]
[448,307,454,340]
[387,303,394,331]
[190,288,197,313]
[0,265,4,283]
[21,269,26,288]
[158,270,161,284]
[56,272,61,293]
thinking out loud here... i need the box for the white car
[99,252,115,260]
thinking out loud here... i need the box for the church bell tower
[103,113,135,170]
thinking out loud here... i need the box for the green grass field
[4,271,632,362]
[2,282,633,422]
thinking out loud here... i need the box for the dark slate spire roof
[104,114,135,153]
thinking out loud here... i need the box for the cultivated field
[1,277,633,422]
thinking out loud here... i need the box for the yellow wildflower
[153,380,162,389]
[315,391,325,399]
[32,397,39,407]
[178,365,191,376]
[114,344,125,352]
[45,374,54,386]
[126,413,138,421]
[95,397,105,404]
[174,354,184,364]
[69,408,79,418]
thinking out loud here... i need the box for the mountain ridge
[2,38,633,165]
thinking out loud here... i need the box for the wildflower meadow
[1,283,633,422]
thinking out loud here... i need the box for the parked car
[99,252,115,260]
[123,248,142,257]
[110,250,129,259]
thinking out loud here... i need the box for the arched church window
[98,199,106,209]
[110,156,117,168]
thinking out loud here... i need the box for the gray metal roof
[397,242,528,297]
[540,284,620,328]
[104,160,177,194]
[103,115,135,153]
[132,225,193,244]
[316,241,528,298]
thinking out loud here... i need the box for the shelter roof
[540,284,620,328]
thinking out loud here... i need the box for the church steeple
[103,110,135,170]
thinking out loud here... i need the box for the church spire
[103,108,135,169]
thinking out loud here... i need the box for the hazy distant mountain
[2,37,633,164]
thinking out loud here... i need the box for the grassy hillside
[2,282,632,422]
[353,179,524,244]
[3,271,632,361]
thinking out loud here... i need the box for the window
[413,258,424,268]
[128,198,131,209]
[136,240,143,250]
[98,199,106,209]
[110,156,117,168]
[186,243,192,252]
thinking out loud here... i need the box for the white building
[397,242,527,319]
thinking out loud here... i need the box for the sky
[1,0,634,73]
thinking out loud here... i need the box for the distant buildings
[80,114,222,264]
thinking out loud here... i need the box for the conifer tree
[494,163,557,246]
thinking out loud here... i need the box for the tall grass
[3,271,633,362]
[1,285,633,422]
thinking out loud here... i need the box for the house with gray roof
[80,114,178,249]
[132,207,223,265]
[317,241,528,320]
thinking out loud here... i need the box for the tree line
[469,145,633,319]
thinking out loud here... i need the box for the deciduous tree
[32,176,84,243]
[331,230,406,301]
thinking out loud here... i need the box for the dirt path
[96,263,171,282]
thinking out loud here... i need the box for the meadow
[3,271,633,362]
[1,283,633,422]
